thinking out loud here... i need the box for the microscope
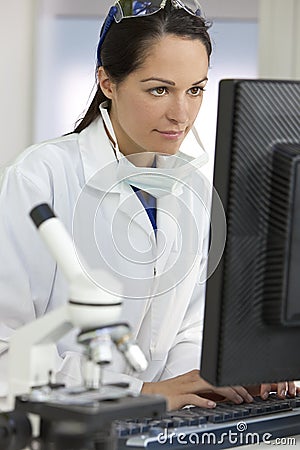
[0,204,166,450]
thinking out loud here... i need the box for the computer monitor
[200,79,300,387]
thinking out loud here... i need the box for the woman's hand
[141,370,300,411]
[249,382,300,399]
[141,369,254,410]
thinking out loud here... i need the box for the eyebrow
[140,77,208,86]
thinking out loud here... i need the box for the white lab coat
[0,113,210,397]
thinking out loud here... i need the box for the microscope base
[14,393,166,450]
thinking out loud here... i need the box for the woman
[0,0,296,410]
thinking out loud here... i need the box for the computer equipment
[200,79,300,387]
[116,395,300,449]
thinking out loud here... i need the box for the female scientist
[0,0,296,410]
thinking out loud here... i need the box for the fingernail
[246,394,253,402]
[207,401,216,408]
[262,392,269,400]
[280,390,286,397]
[234,395,244,404]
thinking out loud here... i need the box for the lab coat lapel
[156,194,179,275]
[78,117,117,182]
[118,184,156,245]
[117,189,180,269]
[150,257,201,360]
[119,195,181,342]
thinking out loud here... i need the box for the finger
[260,383,272,400]
[287,381,296,397]
[214,387,244,404]
[168,394,216,411]
[231,386,253,403]
[184,394,216,409]
[277,382,287,398]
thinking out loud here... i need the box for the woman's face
[101,34,209,156]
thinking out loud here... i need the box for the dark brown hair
[74,7,211,133]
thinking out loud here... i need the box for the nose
[166,95,189,125]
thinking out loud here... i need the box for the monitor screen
[200,79,300,387]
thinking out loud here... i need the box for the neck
[104,110,156,168]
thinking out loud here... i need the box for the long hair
[74,7,211,133]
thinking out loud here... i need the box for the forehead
[133,35,209,83]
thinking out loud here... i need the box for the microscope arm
[6,305,72,411]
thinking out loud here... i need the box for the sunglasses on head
[97,0,203,66]
[114,0,202,21]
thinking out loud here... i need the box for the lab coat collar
[78,115,121,193]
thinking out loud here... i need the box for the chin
[152,143,182,155]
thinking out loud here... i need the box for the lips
[155,130,185,139]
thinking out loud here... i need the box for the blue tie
[131,186,157,235]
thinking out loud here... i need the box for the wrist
[142,381,155,395]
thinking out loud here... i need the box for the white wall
[34,16,104,142]
[0,0,37,167]
[38,0,258,19]
[258,0,300,78]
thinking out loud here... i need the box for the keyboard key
[148,427,164,437]
[207,413,225,423]
[159,419,174,429]
[171,418,189,427]
[139,424,150,433]
[187,415,207,425]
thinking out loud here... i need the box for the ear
[98,67,115,99]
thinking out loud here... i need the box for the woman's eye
[150,87,167,96]
[188,86,205,96]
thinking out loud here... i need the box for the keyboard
[116,395,300,449]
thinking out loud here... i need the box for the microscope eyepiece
[30,203,55,228]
